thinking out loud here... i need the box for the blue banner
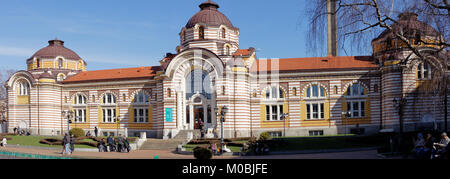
[166,108,173,122]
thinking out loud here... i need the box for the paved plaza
[0,146,383,159]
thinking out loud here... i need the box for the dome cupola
[185,0,236,29]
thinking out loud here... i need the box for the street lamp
[62,110,74,135]
[281,113,289,137]
[393,97,407,150]
[214,106,227,154]
[115,115,121,136]
[341,111,351,135]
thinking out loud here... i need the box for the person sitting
[432,132,450,159]
[424,133,435,159]
[98,138,105,152]
[1,137,7,147]
[223,144,232,153]
[412,133,425,159]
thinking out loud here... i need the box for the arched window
[74,94,87,105]
[57,73,66,81]
[306,85,325,98]
[102,93,117,105]
[199,26,205,39]
[346,83,365,96]
[73,94,87,123]
[265,86,284,99]
[222,28,226,39]
[36,59,41,68]
[18,81,30,96]
[417,62,432,80]
[58,58,63,69]
[133,91,149,104]
[225,46,230,56]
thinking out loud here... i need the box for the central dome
[30,39,82,60]
[185,0,235,29]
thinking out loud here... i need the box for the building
[5,1,449,138]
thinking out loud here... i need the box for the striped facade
[5,2,449,138]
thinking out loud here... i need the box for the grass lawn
[270,135,386,152]
[6,135,96,149]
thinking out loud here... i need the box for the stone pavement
[0,145,383,159]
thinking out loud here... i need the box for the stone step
[140,139,185,150]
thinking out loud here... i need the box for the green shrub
[69,128,85,138]
[259,132,271,141]
[193,147,213,160]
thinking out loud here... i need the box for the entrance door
[194,107,204,130]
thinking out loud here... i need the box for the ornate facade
[5,1,449,139]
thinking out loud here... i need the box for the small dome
[373,12,439,41]
[30,38,82,60]
[186,0,235,29]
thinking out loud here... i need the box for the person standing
[211,143,217,155]
[98,138,105,152]
[123,137,130,153]
[94,127,98,137]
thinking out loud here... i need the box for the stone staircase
[139,139,186,151]
[173,130,201,140]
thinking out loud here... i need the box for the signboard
[166,108,173,122]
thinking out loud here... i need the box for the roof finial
[199,0,219,10]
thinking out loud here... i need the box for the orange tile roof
[63,66,162,84]
[233,48,254,57]
[250,56,378,73]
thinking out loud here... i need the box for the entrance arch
[165,48,224,131]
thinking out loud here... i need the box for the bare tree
[0,69,16,99]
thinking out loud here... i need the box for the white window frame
[346,100,366,118]
[265,104,284,121]
[74,109,86,123]
[306,102,325,120]
[134,108,149,123]
[74,95,87,106]
[306,85,325,98]
[346,83,366,97]
[102,93,117,105]
[18,82,30,96]
[265,86,284,100]
[133,91,149,104]
[417,62,432,80]
[102,108,116,123]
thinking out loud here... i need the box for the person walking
[98,138,105,152]
[117,134,124,152]
[107,135,115,152]
[211,143,217,155]
[63,133,71,155]
[70,135,75,154]
[123,137,130,153]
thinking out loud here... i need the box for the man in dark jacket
[107,135,115,152]
[69,135,75,154]
[117,134,124,152]
[94,127,98,137]
[123,137,130,153]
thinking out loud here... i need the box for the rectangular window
[346,101,366,118]
[309,130,324,136]
[306,102,325,120]
[134,108,148,123]
[272,105,278,121]
[103,108,116,123]
[75,109,86,123]
[266,105,270,121]
[353,102,359,117]
[360,102,365,117]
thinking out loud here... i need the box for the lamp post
[115,115,121,136]
[62,110,74,135]
[393,97,407,152]
[281,113,289,137]
[214,106,227,154]
[341,111,351,135]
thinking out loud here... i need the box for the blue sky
[0,0,369,72]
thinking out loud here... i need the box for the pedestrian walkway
[0,144,383,159]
